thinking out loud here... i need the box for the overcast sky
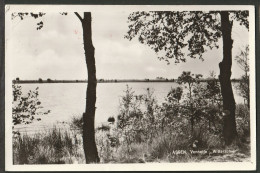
[6,10,249,80]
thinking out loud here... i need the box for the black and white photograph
[5,5,256,171]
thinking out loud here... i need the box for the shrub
[95,82,250,163]
[70,115,83,131]
[116,85,144,146]
[235,45,250,108]
[236,104,250,142]
[12,83,50,126]
[167,86,183,103]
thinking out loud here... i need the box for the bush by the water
[13,75,251,164]
[12,83,50,126]
[93,81,250,163]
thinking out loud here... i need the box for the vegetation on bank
[13,127,85,164]
[12,72,251,164]
[13,78,242,84]
[12,10,249,164]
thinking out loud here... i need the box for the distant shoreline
[13,79,240,84]
[13,79,175,84]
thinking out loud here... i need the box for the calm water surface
[14,82,243,133]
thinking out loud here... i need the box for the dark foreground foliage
[13,127,85,164]
[12,84,50,126]
[94,84,250,163]
[13,83,250,164]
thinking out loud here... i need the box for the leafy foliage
[230,11,249,30]
[114,77,223,152]
[237,75,250,106]
[125,11,249,64]
[177,71,202,85]
[11,12,69,30]
[12,12,46,30]
[205,71,221,99]
[116,85,144,147]
[167,86,183,103]
[12,84,50,126]
[60,12,68,16]
[13,81,250,164]
[235,45,249,73]
[235,45,250,107]
[236,104,250,142]
[177,71,202,101]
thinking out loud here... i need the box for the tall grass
[94,86,251,163]
[13,86,251,164]
[13,127,85,164]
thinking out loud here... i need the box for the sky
[6,9,250,80]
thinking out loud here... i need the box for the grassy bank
[13,83,251,164]
[13,127,85,164]
[13,104,250,164]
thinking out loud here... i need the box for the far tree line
[13,77,245,83]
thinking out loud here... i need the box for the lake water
[13,82,243,133]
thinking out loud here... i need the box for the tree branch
[74,12,83,21]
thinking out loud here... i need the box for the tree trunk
[219,11,237,145]
[246,75,250,108]
[81,12,100,163]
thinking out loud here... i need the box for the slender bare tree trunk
[76,12,100,163]
[219,11,237,145]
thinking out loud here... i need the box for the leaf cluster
[177,71,202,85]
[125,10,249,64]
[167,86,183,103]
[235,45,249,73]
[12,84,50,126]
[236,75,250,106]
[235,45,250,107]
[12,12,46,30]
[11,12,69,30]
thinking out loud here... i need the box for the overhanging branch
[74,12,83,21]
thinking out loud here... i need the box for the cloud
[7,11,247,80]
[96,40,143,65]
